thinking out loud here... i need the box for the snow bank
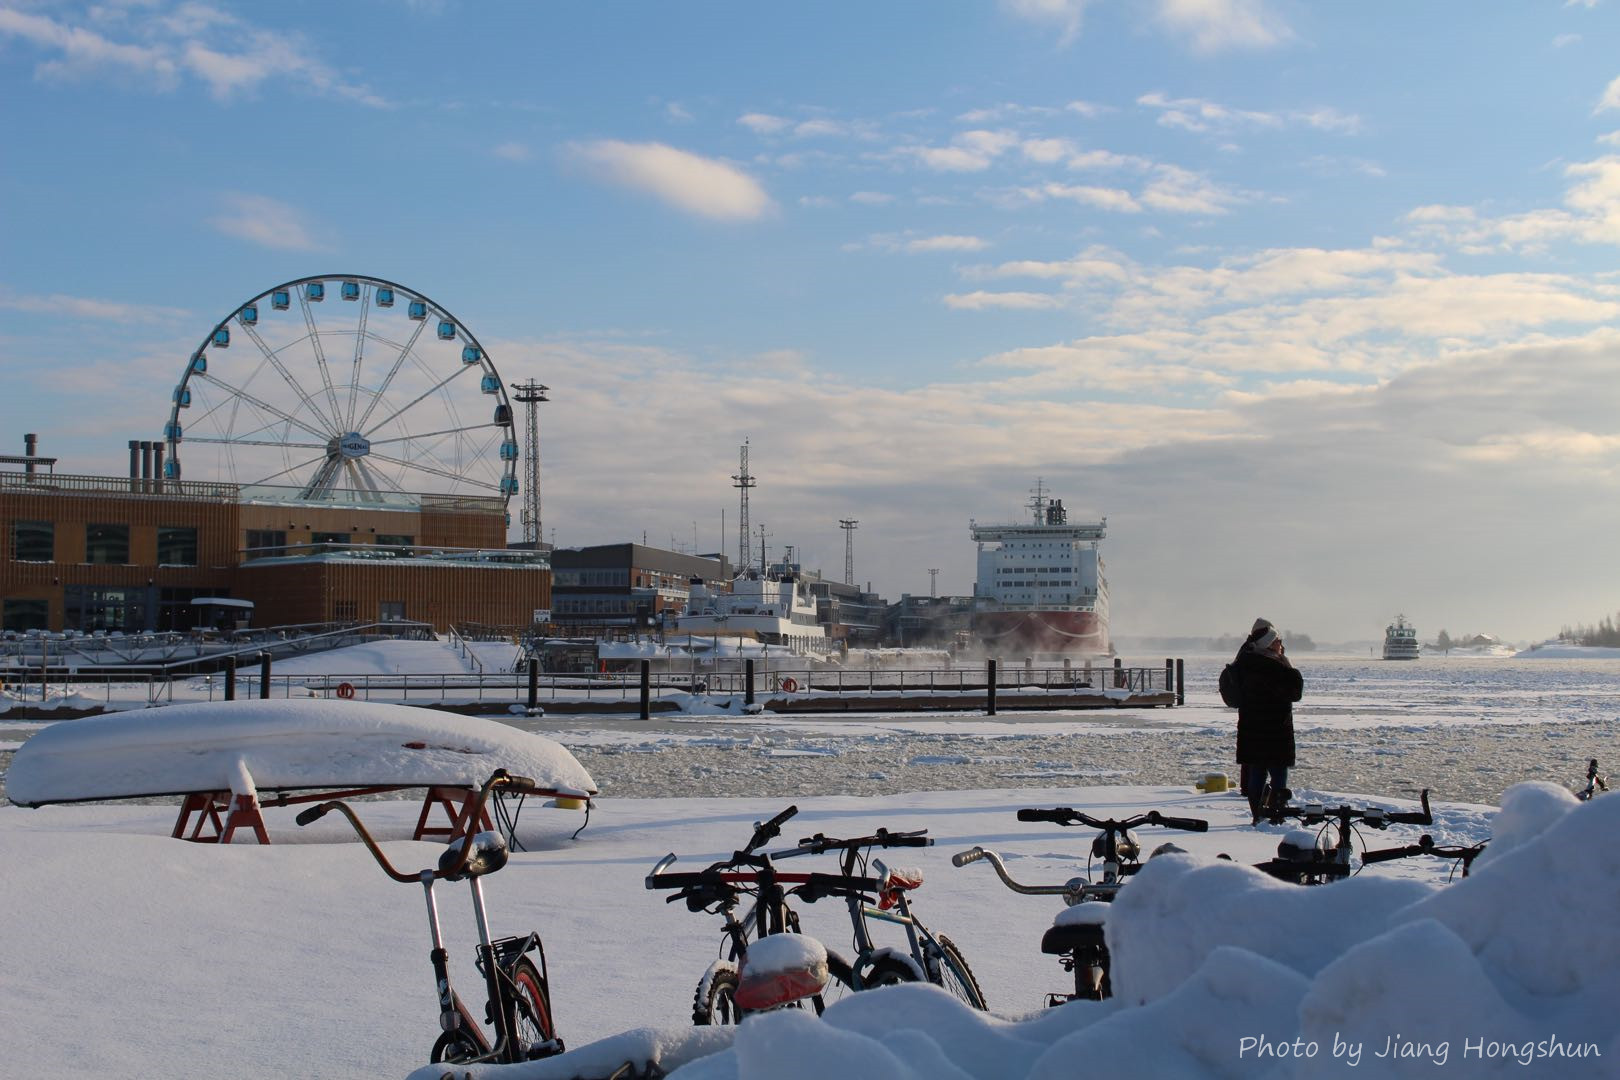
[5,698,596,805]
[464,787,1616,1080]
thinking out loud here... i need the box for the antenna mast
[732,439,755,576]
[839,519,859,585]
[511,380,550,546]
[928,568,939,597]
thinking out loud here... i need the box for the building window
[333,600,357,621]
[376,534,413,549]
[3,598,48,632]
[312,531,349,549]
[12,520,53,562]
[64,586,148,632]
[246,530,287,559]
[85,523,130,565]
[157,526,198,566]
[379,600,405,622]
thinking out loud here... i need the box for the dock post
[986,659,998,716]
[527,657,539,711]
[639,659,651,720]
[1063,657,1072,686]
[259,652,271,699]
[1113,657,1124,688]
[1175,658,1185,706]
[224,657,237,701]
[1165,658,1173,701]
[745,658,755,706]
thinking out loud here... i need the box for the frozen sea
[4,650,1616,808]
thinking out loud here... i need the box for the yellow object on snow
[1195,772,1230,793]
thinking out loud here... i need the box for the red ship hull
[971,609,1109,656]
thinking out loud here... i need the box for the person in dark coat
[1233,618,1304,824]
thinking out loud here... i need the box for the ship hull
[971,610,1109,656]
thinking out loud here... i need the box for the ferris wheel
[163,274,518,506]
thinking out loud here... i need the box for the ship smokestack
[24,433,37,476]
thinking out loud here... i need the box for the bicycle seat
[438,830,510,880]
[877,865,923,908]
[1043,905,1108,955]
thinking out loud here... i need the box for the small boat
[1383,615,1421,660]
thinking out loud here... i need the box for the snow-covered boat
[674,566,827,653]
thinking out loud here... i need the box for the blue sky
[4,0,1620,642]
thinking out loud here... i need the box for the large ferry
[970,483,1109,656]
[1383,615,1421,660]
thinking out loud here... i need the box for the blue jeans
[1241,764,1288,804]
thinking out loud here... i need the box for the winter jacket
[1233,643,1304,767]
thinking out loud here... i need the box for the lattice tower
[511,380,549,546]
[839,519,859,586]
[732,440,755,575]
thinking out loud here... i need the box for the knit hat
[1252,617,1273,635]
[1254,627,1279,651]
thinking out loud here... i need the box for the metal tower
[839,518,859,585]
[732,440,755,575]
[511,380,549,546]
[928,568,939,597]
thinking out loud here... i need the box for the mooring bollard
[639,658,651,720]
[1165,658,1174,700]
[224,657,237,701]
[260,652,271,699]
[1113,656,1124,689]
[1175,657,1185,706]
[527,657,539,712]
[745,658,755,706]
[986,658,998,716]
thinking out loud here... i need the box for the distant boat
[1383,615,1421,660]
[674,561,827,654]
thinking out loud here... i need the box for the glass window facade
[85,523,130,565]
[11,520,53,562]
[2,598,48,632]
[156,526,198,566]
[245,530,287,559]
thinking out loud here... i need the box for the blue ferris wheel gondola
[211,327,230,348]
[462,345,481,364]
[271,289,291,310]
[341,281,361,301]
[500,475,519,495]
[240,304,258,326]
[306,282,325,302]
[500,440,519,461]
[437,319,457,340]
[376,287,394,307]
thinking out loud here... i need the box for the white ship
[1383,615,1421,660]
[675,563,827,651]
[970,482,1109,656]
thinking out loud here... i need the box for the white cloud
[1038,182,1143,213]
[664,102,694,123]
[570,141,774,221]
[1065,100,1107,118]
[493,141,533,162]
[0,5,386,106]
[208,193,329,252]
[907,235,990,253]
[1000,0,1093,46]
[0,288,189,323]
[849,191,895,205]
[1139,165,1244,214]
[739,112,791,134]
[794,118,846,137]
[944,290,1064,310]
[1599,75,1620,113]
[1153,0,1294,54]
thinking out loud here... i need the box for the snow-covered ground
[1,640,1616,1078]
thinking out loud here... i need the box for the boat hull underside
[972,610,1108,656]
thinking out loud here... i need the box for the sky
[3,1,1620,643]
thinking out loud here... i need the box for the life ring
[336,682,355,699]
[781,677,799,693]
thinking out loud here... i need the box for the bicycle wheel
[430,1028,482,1064]
[693,961,742,1025]
[862,954,922,989]
[511,956,560,1057]
[932,935,988,1010]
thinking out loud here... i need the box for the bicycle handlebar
[950,846,1074,896]
[746,805,798,853]
[1016,807,1210,833]
[1362,834,1488,866]
[295,769,529,884]
[783,827,932,857]
[1269,789,1432,828]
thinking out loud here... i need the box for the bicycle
[296,769,564,1066]
[647,805,881,1024]
[772,826,987,1010]
[953,806,1208,1003]
[1249,790,1432,885]
[1576,758,1608,801]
